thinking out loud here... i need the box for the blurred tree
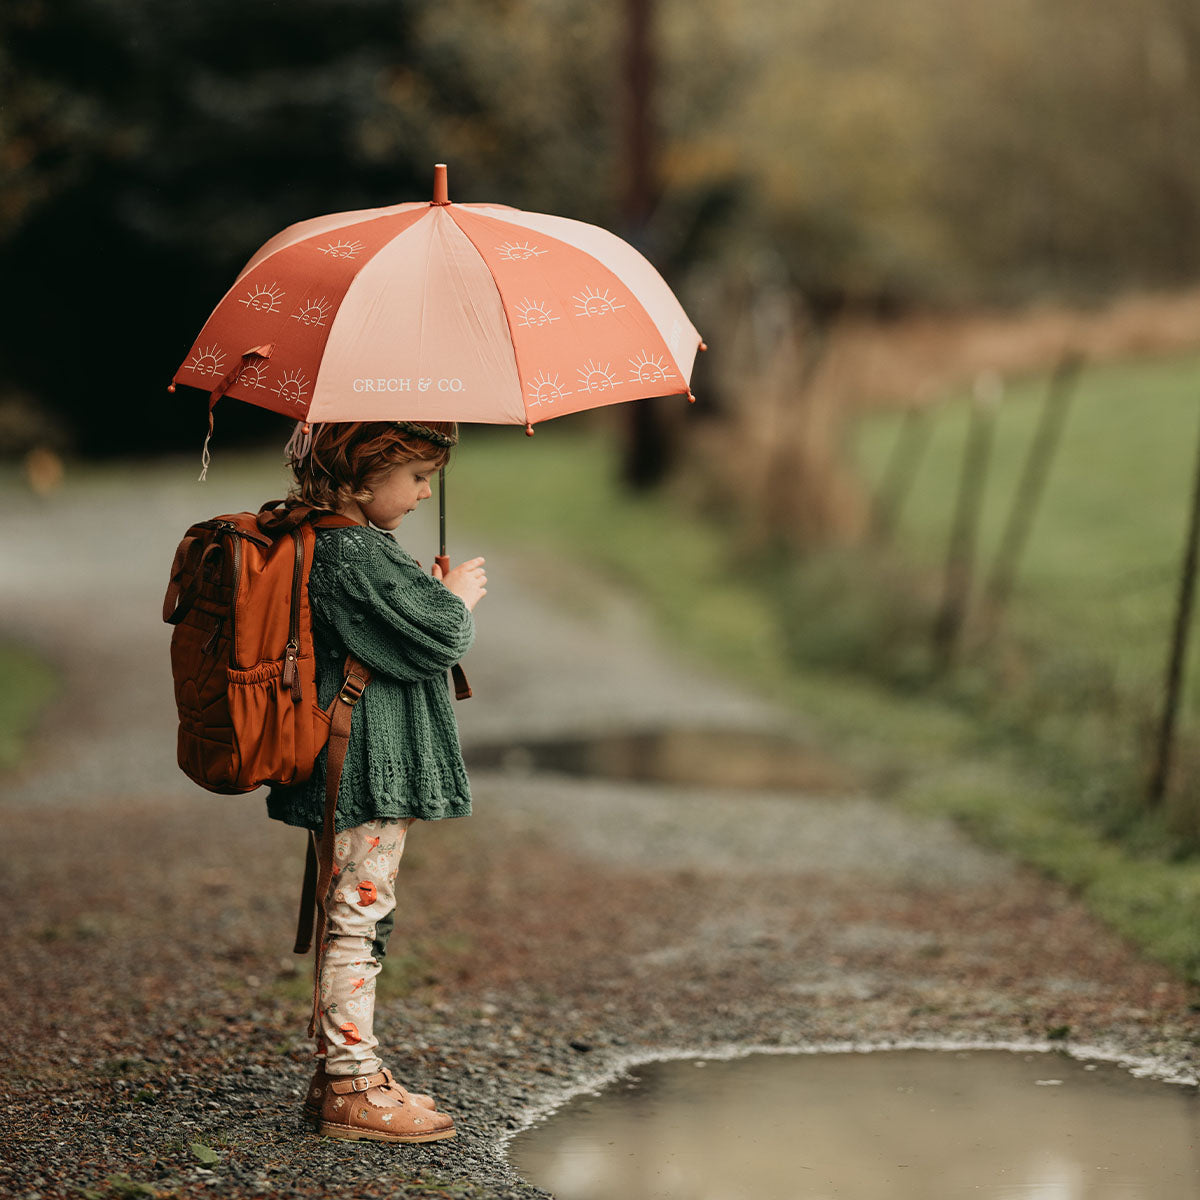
[3,0,1199,456]
[666,0,1200,306]
[0,0,438,453]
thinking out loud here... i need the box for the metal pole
[438,466,447,560]
[1147,400,1200,806]
[624,0,654,234]
[622,0,670,489]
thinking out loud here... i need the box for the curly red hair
[287,421,456,512]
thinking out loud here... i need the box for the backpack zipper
[202,615,224,654]
[279,529,304,702]
[210,520,301,699]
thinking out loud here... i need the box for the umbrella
[171,163,704,562]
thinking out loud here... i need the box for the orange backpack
[164,500,370,973]
[162,500,363,794]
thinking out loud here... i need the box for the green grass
[449,365,1200,985]
[0,640,57,770]
[843,353,1200,844]
[850,353,1200,703]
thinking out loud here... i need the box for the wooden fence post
[1147,399,1200,807]
[869,405,934,546]
[932,374,1001,673]
[981,353,1082,636]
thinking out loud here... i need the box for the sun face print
[273,369,311,406]
[573,287,625,318]
[515,298,559,328]
[188,344,227,376]
[577,360,618,392]
[234,360,268,390]
[319,239,365,260]
[239,282,286,313]
[628,351,676,385]
[526,372,572,408]
[496,241,547,261]
[292,297,332,327]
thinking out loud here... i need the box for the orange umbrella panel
[172,166,703,431]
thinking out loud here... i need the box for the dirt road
[1,457,1196,1199]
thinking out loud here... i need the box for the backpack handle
[257,501,359,535]
[256,499,316,534]
[163,540,222,625]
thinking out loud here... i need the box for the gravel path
[1,457,1198,1199]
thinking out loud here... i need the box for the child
[267,419,486,1144]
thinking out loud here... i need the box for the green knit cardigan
[266,524,475,833]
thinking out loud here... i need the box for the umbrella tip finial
[525,422,535,437]
[432,163,450,206]
[167,383,176,394]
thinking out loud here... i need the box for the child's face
[359,457,441,530]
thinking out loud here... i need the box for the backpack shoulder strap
[295,655,373,1044]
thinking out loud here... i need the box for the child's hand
[432,557,487,611]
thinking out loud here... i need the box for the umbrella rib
[415,212,436,398]
[446,206,530,429]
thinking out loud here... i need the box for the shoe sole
[319,1120,456,1144]
[304,1099,436,1125]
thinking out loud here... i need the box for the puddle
[508,1050,1200,1199]
[468,728,847,792]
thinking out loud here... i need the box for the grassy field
[843,353,1200,845]
[449,355,1200,985]
[0,641,57,771]
[851,352,1200,704]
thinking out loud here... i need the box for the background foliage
[3,0,1200,452]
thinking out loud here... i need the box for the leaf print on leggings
[316,817,415,1076]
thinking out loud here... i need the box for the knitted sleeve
[309,528,475,682]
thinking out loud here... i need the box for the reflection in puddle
[509,1050,1199,1199]
[468,728,847,792]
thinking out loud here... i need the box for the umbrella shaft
[439,467,447,558]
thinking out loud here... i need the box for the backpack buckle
[339,670,369,706]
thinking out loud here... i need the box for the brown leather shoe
[303,1061,435,1126]
[319,1067,455,1143]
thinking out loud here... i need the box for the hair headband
[285,419,460,463]
[395,421,459,448]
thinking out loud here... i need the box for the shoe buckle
[351,1075,372,1092]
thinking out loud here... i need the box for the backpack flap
[166,510,330,794]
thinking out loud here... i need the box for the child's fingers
[431,562,443,579]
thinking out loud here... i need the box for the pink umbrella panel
[172,167,704,434]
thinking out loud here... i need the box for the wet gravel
[2,461,1199,1199]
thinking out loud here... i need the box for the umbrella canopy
[172,165,703,434]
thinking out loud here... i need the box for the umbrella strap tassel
[198,344,274,481]
[284,420,314,462]
[198,410,214,482]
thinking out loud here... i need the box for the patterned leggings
[316,817,416,1076]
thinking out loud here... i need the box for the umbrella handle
[431,552,473,701]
